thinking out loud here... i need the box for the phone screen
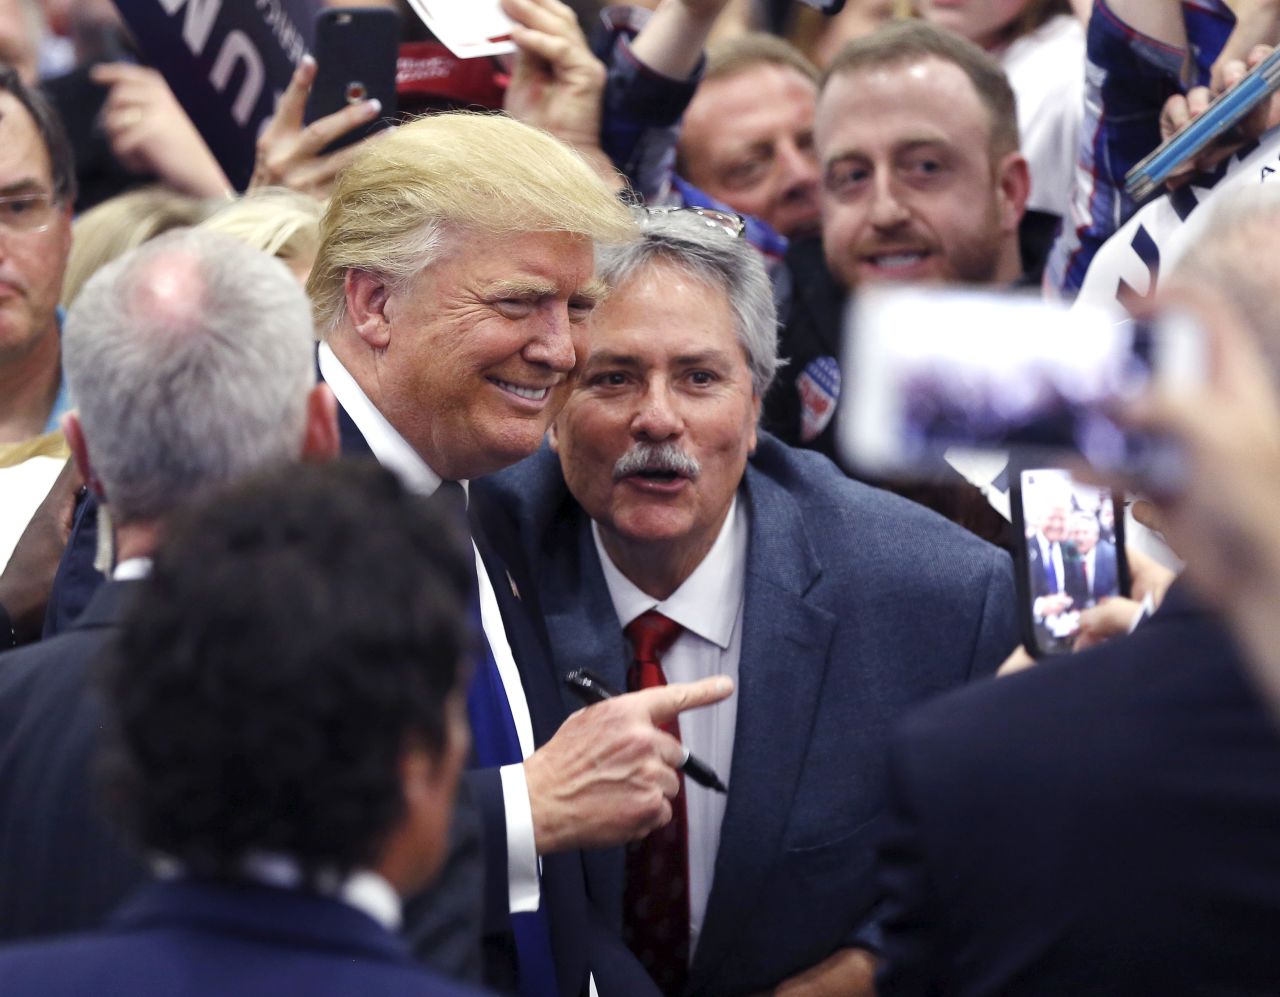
[839,287,1203,488]
[1013,468,1129,657]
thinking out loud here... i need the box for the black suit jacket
[338,405,658,997]
[0,877,487,997]
[0,581,147,939]
[876,582,1280,995]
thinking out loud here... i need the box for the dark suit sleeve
[874,727,947,997]
[968,549,1019,680]
[846,550,1015,962]
[465,767,512,937]
[401,776,488,983]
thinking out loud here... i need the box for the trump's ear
[344,269,392,350]
[301,383,341,462]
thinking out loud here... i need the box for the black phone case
[303,7,401,153]
[1009,460,1131,659]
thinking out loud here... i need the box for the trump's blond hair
[307,112,634,336]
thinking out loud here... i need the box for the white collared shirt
[593,497,747,957]
[320,343,541,915]
[157,852,402,931]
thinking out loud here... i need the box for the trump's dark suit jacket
[337,411,658,997]
[876,582,1280,996]
[482,434,1018,995]
[0,878,487,997]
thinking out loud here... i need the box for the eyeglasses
[0,192,59,233]
[642,205,747,240]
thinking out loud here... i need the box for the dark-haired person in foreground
[0,461,484,997]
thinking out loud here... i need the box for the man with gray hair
[0,228,339,939]
[487,208,1017,996]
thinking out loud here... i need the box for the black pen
[564,669,729,794]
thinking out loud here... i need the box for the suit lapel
[525,491,631,925]
[688,466,837,992]
[541,513,631,715]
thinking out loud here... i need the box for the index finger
[269,56,318,136]
[634,676,734,724]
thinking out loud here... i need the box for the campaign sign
[114,0,320,189]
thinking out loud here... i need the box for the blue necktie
[1043,542,1059,594]
[436,483,559,997]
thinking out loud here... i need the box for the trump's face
[367,228,601,481]
[1039,503,1068,543]
[551,259,759,568]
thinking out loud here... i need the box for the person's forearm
[630,0,722,80]
[1104,0,1188,51]
[772,947,877,997]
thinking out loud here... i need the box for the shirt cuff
[500,763,541,914]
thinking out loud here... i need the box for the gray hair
[595,209,779,395]
[63,228,317,525]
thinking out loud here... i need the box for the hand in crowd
[91,63,232,198]
[524,675,733,854]
[630,0,742,81]
[501,0,622,190]
[249,55,383,201]
[1073,597,1142,651]
[1211,0,1280,92]
[996,645,1035,677]
[1033,593,1073,619]
[1124,535,1178,605]
[768,946,877,997]
[0,458,81,645]
[1159,44,1280,189]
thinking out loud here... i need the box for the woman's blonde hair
[62,186,219,308]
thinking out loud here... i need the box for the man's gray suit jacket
[480,432,1019,995]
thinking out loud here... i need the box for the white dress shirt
[593,497,747,958]
[155,852,403,930]
[319,343,541,915]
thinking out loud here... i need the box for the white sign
[404,0,515,59]
[1075,123,1280,312]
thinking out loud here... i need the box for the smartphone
[1126,45,1280,202]
[303,7,401,153]
[837,287,1204,489]
[794,0,848,13]
[1010,465,1130,657]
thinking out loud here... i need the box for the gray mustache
[613,442,701,481]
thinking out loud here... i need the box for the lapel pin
[507,570,521,600]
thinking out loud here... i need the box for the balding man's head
[63,229,319,525]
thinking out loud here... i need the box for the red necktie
[622,610,689,995]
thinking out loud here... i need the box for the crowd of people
[1,0,1280,994]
